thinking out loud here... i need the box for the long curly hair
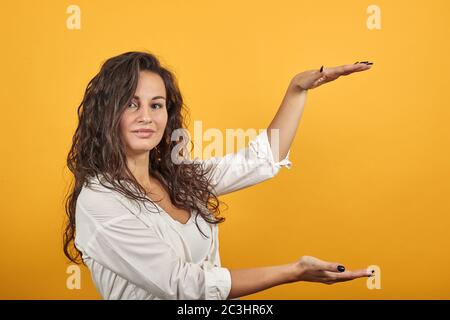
[63,51,227,264]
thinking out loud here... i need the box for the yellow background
[1,0,449,299]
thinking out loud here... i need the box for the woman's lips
[132,130,155,138]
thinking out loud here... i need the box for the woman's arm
[267,83,308,162]
[227,255,372,299]
[267,62,373,162]
[227,263,295,299]
[198,128,292,197]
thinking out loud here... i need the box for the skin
[291,255,372,285]
[119,70,168,191]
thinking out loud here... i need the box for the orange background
[1,0,449,299]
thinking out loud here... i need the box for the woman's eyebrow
[133,95,166,100]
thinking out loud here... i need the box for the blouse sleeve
[78,199,232,300]
[200,128,293,196]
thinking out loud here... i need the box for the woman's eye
[128,102,163,109]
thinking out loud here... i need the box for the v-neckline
[145,195,194,226]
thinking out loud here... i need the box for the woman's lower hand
[290,255,373,285]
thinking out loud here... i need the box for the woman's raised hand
[290,61,373,91]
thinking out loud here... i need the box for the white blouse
[74,129,292,300]
[167,211,212,264]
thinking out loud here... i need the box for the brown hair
[63,51,227,264]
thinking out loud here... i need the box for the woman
[63,51,374,300]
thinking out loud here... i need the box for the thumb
[322,261,346,273]
[307,256,343,272]
[312,66,324,79]
[306,68,325,87]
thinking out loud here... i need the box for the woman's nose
[138,105,153,123]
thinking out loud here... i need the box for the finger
[324,269,372,282]
[350,63,372,72]
[309,76,327,89]
[327,63,370,77]
[313,77,327,87]
[317,259,346,273]
[302,256,332,271]
[313,68,325,78]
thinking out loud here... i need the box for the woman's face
[120,71,168,156]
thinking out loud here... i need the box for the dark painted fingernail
[320,65,323,72]
[337,265,345,272]
[354,61,359,64]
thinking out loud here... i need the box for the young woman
[63,51,374,300]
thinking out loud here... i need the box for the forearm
[267,81,308,162]
[226,262,296,299]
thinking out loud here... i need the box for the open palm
[292,61,373,91]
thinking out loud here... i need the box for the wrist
[288,79,308,95]
[285,262,304,283]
